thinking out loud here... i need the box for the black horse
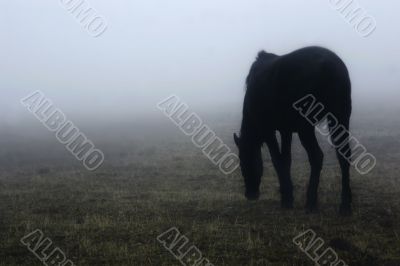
[234,46,352,215]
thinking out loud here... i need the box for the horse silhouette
[234,46,352,215]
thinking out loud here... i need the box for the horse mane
[246,50,273,89]
[256,50,269,61]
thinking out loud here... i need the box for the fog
[1,0,399,126]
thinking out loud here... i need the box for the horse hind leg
[328,115,352,215]
[298,129,324,212]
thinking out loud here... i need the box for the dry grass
[0,112,399,265]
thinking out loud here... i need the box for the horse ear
[233,133,240,146]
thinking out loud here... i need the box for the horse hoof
[339,205,352,216]
[245,191,260,201]
[305,203,319,214]
[281,199,294,209]
[281,197,293,209]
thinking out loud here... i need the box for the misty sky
[1,0,399,125]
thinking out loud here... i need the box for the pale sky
[1,0,399,124]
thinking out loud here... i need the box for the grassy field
[0,110,400,266]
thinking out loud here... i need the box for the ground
[0,109,399,265]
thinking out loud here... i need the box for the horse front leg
[266,133,293,208]
[279,131,294,208]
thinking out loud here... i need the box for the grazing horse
[234,46,352,215]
